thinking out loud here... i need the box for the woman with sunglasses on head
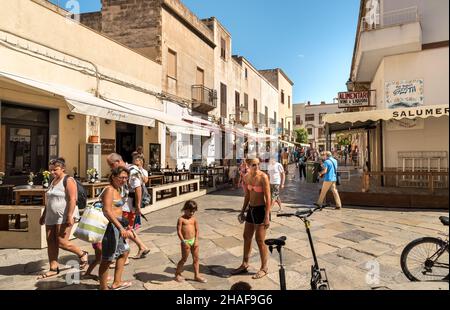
[98,167,134,290]
[232,158,271,280]
[38,158,87,280]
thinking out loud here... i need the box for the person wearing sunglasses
[232,158,271,280]
[99,166,134,290]
[106,153,150,260]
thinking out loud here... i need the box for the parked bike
[266,203,330,290]
[400,216,449,282]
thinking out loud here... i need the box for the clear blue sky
[51,0,360,104]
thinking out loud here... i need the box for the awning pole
[325,124,331,151]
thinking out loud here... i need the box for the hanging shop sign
[338,91,370,108]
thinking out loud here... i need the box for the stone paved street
[0,166,448,290]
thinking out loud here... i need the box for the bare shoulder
[259,172,269,182]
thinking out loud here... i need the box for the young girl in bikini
[175,200,207,283]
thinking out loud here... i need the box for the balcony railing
[361,6,419,32]
[238,109,249,125]
[191,85,217,114]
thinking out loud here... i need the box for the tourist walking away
[175,200,207,283]
[106,153,150,260]
[233,158,271,280]
[229,163,239,190]
[281,148,289,173]
[352,146,359,168]
[298,152,307,180]
[238,160,248,190]
[267,158,285,212]
[98,167,133,290]
[38,158,87,279]
[317,151,342,210]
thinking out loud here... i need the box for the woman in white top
[38,158,88,279]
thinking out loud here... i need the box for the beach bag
[74,201,109,243]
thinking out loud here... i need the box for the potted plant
[28,172,36,186]
[42,170,51,188]
[87,168,97,183]
[0,172,5,185]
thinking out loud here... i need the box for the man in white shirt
[267,158,285,212]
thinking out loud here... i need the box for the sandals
[79,251,89,270]
[231,265,249,276]
[252,269,268,280]
[37,268,60,280]
[132,249,150,260]
[109,281,132,290]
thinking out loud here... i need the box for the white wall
[383,116,449,167]
[372,47,449,109]
[382,0,449,44]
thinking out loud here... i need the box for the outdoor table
[81,182,110,198]
[13,186,48,230]
[148,175,165,186]
[14,186,48,206]
[190,172,216,188]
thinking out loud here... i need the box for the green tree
[295,128,308,144]
[337,134,351,147]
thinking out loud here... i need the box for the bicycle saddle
[440,216,449,226]
[265,236,287,247]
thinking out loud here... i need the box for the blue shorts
[102,218,130,262]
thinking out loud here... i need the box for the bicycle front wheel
[401,237,449,282]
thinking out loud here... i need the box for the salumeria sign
[392,106,449,119]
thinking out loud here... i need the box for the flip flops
[132,249,150,260]
[231,265,249,276]
[109,281,132,290]
[36,268,60,280]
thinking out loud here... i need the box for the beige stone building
[0,0,179,184]
[80,0,296,167]
[293,102,341,151]
[324,0,449,190]
[259,69,295,145]
[0,0,296,186]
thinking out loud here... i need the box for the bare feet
[175,274,185,283]
[194,276,208,283]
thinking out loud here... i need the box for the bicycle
[266,203,331,290]
[400,216,449,282]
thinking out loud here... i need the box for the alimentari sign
[392,106,449,119]
[338,91,370,108]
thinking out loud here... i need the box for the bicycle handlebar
[277,204,330,219]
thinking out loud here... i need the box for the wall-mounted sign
[385,79,424,109]
[386,119,425,131]
[338,91,370,108]
[101,139,116,155]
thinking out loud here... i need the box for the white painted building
[293,102,341,151]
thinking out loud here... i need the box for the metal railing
[191,85,217,109]
[361,6,419,31]
[239,109,249,124]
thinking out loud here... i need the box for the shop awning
[105,98,211,137]
[0,71,156,127]
[323,105,449,125]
